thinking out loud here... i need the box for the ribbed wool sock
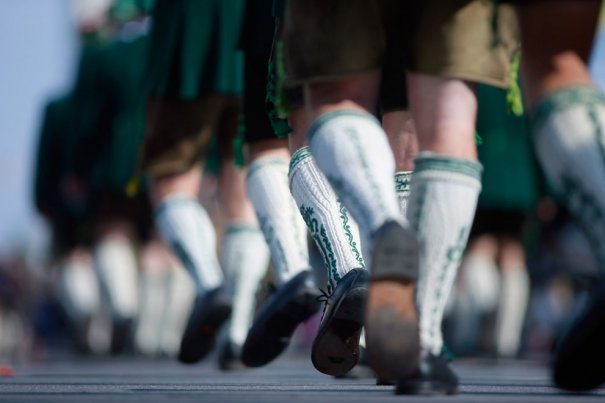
[93,236,139,321]
[308,110,406,243]
[289,146,366,291]
[221,223,270,346]
[407,153,483,355]
[533,86,605,270]
[155,196,224,294]
[247,156,310,285]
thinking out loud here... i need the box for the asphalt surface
[1,353,604,402]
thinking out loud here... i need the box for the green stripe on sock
[532,86,605,131]
[225,224,263,235]
[288,146,312,177]
[338,202,365,270]
[307,110,381,143]
[247,157,289,180]
[414,154,483,181]
[154,197,197,219]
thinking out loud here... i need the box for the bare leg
[288,108,310,152]
[408,74,477,160]
[383,110,418,217]
[383,110,417,172]
[406,74,482,383]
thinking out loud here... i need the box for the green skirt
[476,84,540,212]
[147,0,245,99]
[89,37,149,192]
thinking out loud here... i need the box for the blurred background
[0,0,604,368]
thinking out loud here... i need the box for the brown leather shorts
[140,96,240,177]
[284,0,519,88]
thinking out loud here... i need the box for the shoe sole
[242,290,320,367]
[178,302,232,364]
[366,221,420,381]
[311,283,367,376]
[110,320,133,354]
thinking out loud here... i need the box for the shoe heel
[371,221,419,282]
[366,281,419,380]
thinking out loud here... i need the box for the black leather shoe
[110,318,134,355]
[178,287,232,364]
[312,268,368,376]
[241,271,321,367]
[553,279,605,391]
[395,350,458,395]
[218,340,246,371]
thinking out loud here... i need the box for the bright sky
[592,22,605,91]
[0,0,76,257]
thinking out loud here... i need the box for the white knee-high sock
[93,236,139,321]
[495,266,529,357]
[395,171,413,217]
[161,263,195,357]
[308,110,405,243]
[447,253,500,352]
[135,256,169,356]
[247,156,310,285]
[221,223,270,346]
[289,146,366,291]
[155,196,223,294]
[407,153,483,355]
[461,254,501,314]
[533,86,605,270]
[58,256,101,323]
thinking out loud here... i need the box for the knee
[306,70,381,115]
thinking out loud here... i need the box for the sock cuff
[224,223,263,235]
[247,156,289,180]
[154,195,198,219]
[394,171,412,194]
[414,153,483,183]
[533,86,605,130]
[308,109,381,143]
[288,146,312,182]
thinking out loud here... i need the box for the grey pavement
[1,354,605,402]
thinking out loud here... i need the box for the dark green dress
[82,33,154,238]
[471,84,544,239]
[34,95,92,250]
[87,35,149,193]
[476,84,540,213]
[147,0,246,99]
